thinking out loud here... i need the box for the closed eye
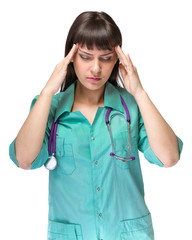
[79,53,113,62]
[100,57,112,62]
[79,54,91,60]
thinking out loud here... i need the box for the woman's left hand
[115,45,143,97]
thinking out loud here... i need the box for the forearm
[15,88,54,169]
[14,44,78,169]
[134,89,179,167]
[115,46,180,167]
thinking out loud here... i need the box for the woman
[9,11,183,240]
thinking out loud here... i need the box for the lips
[88,77,101,82]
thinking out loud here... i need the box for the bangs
[74,19,121,50]
[62,11,123,91]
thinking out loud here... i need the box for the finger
[127,54,134,69]
[65,43,78,63]
[119,64,127,80]
[115,45,127,64]
[56,44,78,73]
[115,46,133,72]
[133,65,137,72]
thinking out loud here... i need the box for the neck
[74,80,105,105]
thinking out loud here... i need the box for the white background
[0,0,191,239]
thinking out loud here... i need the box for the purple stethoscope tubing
[106,96,135,162]
[48,118,58,155]
[44,118,58,170]
[105,95,130,123]
[44,95,135,170]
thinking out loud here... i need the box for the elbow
[18,161,31,170]
[14,139,34,169]
[16,153,32,170]
[162,152,180,168]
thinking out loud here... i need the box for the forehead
[78,45,114,55]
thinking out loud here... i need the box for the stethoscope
[44,95,135,170]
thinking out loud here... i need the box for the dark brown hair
[60,11,123,91]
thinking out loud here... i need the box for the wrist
[41,86,55,98]
[133,88,149,107]
[133,87,147,101]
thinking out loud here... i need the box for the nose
[90,59,101,75]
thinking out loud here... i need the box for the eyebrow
[78,48,114,56]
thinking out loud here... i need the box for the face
[73,45,118,91]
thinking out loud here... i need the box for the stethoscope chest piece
[45,95,135,170]
[44,154,57,170]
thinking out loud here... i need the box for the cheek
[105,62,117,75]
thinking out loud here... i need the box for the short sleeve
[138,112,183,167]
[9,95,54,170]
[9,139,19,167]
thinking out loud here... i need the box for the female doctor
[9,11,183,240]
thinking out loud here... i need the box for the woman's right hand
[15,43,78,169]
[43,43,78,95]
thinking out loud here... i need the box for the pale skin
[15,44,79,169]
[15,43,179,169]
[115,45,179,167]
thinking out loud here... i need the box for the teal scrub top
[9,81,183,240]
